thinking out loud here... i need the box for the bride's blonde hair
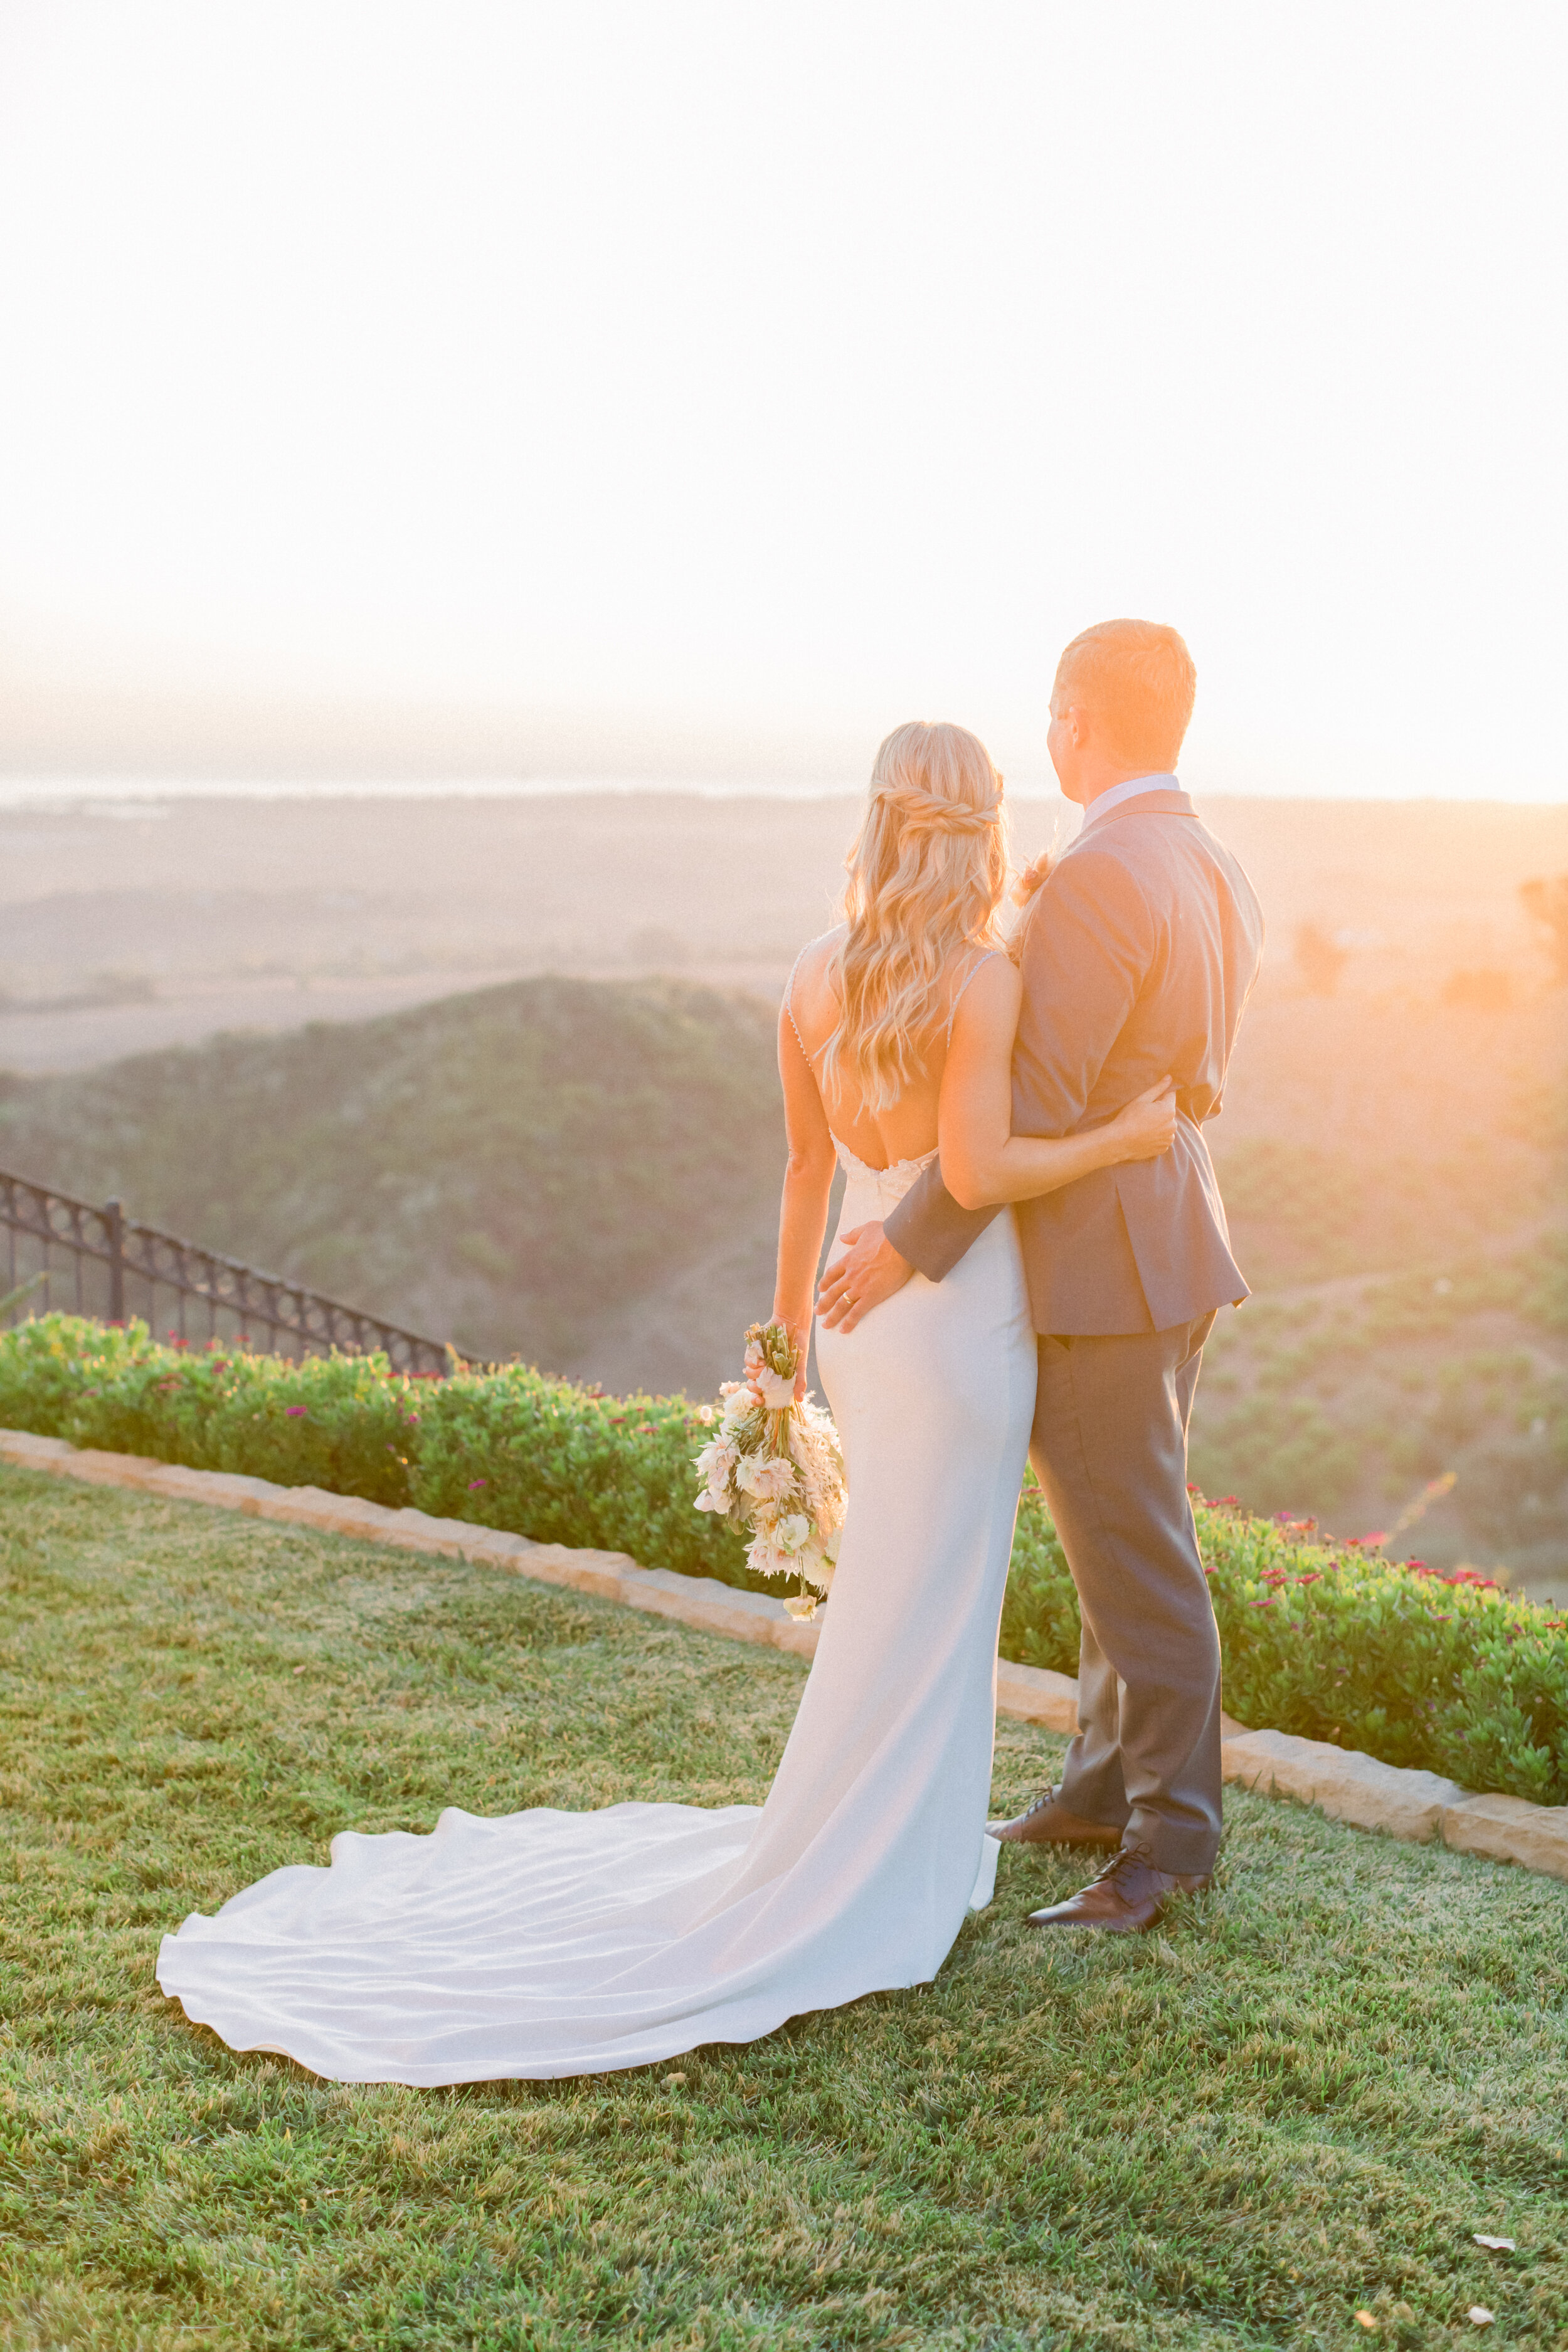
[821,720,1009,1113]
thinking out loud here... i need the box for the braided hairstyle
[821,720,1009,1114]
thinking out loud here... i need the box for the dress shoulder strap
[946,948,1000,1046]
[783,943,813,1061]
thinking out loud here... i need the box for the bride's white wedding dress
[157,1143,1037,2084]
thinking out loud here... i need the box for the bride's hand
[1108,1078,1179,1162]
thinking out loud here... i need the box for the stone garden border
[5,1424,1566,1887]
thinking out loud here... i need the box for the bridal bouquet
[692,1320,846,1618]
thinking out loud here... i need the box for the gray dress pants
[1029,1312,1221,1876]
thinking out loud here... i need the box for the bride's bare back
[785,926,988,1170]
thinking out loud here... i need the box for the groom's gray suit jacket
[886,787,1264,1333]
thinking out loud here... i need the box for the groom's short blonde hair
[1052,619,1196,769]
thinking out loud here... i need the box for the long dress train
[156,1145,1037,2084]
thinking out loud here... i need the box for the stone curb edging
[4,1425,1566,1886]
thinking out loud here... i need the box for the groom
[817,618,1264,1932]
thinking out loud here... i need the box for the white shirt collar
[1081,772,1180,827]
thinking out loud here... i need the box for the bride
[157,721,1177,2085]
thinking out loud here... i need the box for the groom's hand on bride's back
[816,1222,913,1333]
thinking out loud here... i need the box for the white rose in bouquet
[719,1382,756,1431]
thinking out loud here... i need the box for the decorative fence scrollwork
[0,1166,452,1377]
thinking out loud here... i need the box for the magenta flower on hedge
[468,1478,487,1489]
[285,1406,307,1417]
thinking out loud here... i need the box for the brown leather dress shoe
[990,1785,1123,1850]
[1025,1846,1210,1932]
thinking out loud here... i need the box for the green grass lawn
[2,1466,1567,2350]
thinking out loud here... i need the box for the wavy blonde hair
[820,720,1009,1113]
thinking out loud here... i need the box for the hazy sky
[1,3,1564,798]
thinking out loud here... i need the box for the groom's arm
[882,1157,1000,1281]
[886,849,1151,1283]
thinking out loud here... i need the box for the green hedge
[4,1313,1566,1804]
[0,1315,418,1507]
[412,1362,768,1591]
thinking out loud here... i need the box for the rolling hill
[0,975,785,1384]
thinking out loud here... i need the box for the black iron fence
[0,1166,452,1377]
